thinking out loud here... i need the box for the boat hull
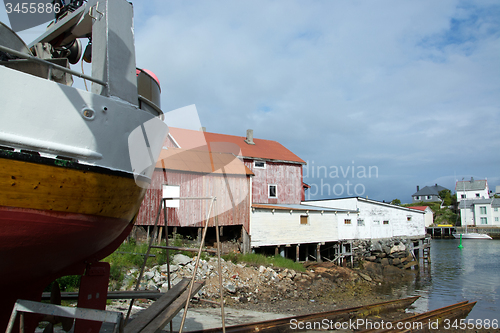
[0,151,147,324]
[453,233,492,240]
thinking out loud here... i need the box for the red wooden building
[135,128,307,252]
[165,127,307,205]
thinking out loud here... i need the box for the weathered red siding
[136,169,251,233]
[245,160,303,205]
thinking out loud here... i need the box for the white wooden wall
[250,209,339,247]
[306,198,426,240]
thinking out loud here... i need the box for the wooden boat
[0,0,167,330]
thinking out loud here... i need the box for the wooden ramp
[124,278,204,333]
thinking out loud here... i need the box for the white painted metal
[6,299,123,333]
[0,0,168,180]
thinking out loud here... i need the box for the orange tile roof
[408,206,429,211]
[167,127,305,164]
[155,148,253,175]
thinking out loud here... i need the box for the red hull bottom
[0,206,133,331]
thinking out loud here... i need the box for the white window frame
[268,184,277,198]
[480,206,487,214]
[357,219,365,226]
[254,160,266,169]
[480,217,488,225]
[300,215,309,225]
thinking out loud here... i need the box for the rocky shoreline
[116,246,420,317]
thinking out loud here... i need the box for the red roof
[167,127,305,164]
[408,206,429,211]
[156,148,253,175]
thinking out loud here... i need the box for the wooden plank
[141,281,204,333]
[150,245,217,253]
[187,296,420,333]
[124,278,191,333]
[361,301,476,333]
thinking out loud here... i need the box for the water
[409,239,500,321]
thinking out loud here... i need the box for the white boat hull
[453,233,492,240]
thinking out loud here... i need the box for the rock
[370,242,383,252]
[358,272,372,282]
[380,258,389,266]
[365,256,377,262]
[390,243,406,254]
[225,283,237,293]
[160,263,179,273]
[143,271,155,280]
[173,253,192,265]
[392,258,401,266]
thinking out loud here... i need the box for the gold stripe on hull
[0,157,146,221]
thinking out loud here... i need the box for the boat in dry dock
[0,0,167,330]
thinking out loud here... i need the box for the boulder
[173,253,192,265]
[390,243,406,254]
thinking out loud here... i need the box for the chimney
[417,185,420,192]
[244,129,255,145]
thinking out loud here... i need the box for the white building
[456,178,490,202]
[250,203,355,261]
[458,198,500,227]
[305,197,427,240]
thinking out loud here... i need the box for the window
[480,207,487,214]
[254,161,266,169]
[407,216,412,221]
[480,217,488,225]
[494,208,498,212]
[415,196,420,200]
[383,220,389,225]
[461,194,466,198]
[373,220,380,225]
[495,217,499,222]
[268,184,277,198]
[426,195,432,200]
[344,219,351,225]
[476,193,480,198]
[300,215,309,225]
[357,219,365,226]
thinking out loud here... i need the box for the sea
[403,238,500,322]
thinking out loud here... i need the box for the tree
[439,189,452,206]
[391,199,401,206]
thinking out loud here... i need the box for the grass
[48,236,306,292]
[223,253,306,272]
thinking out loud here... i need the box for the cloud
[2,0,497,202]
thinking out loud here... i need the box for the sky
[2,0,499,203]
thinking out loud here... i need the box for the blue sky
[2,0,499,203]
